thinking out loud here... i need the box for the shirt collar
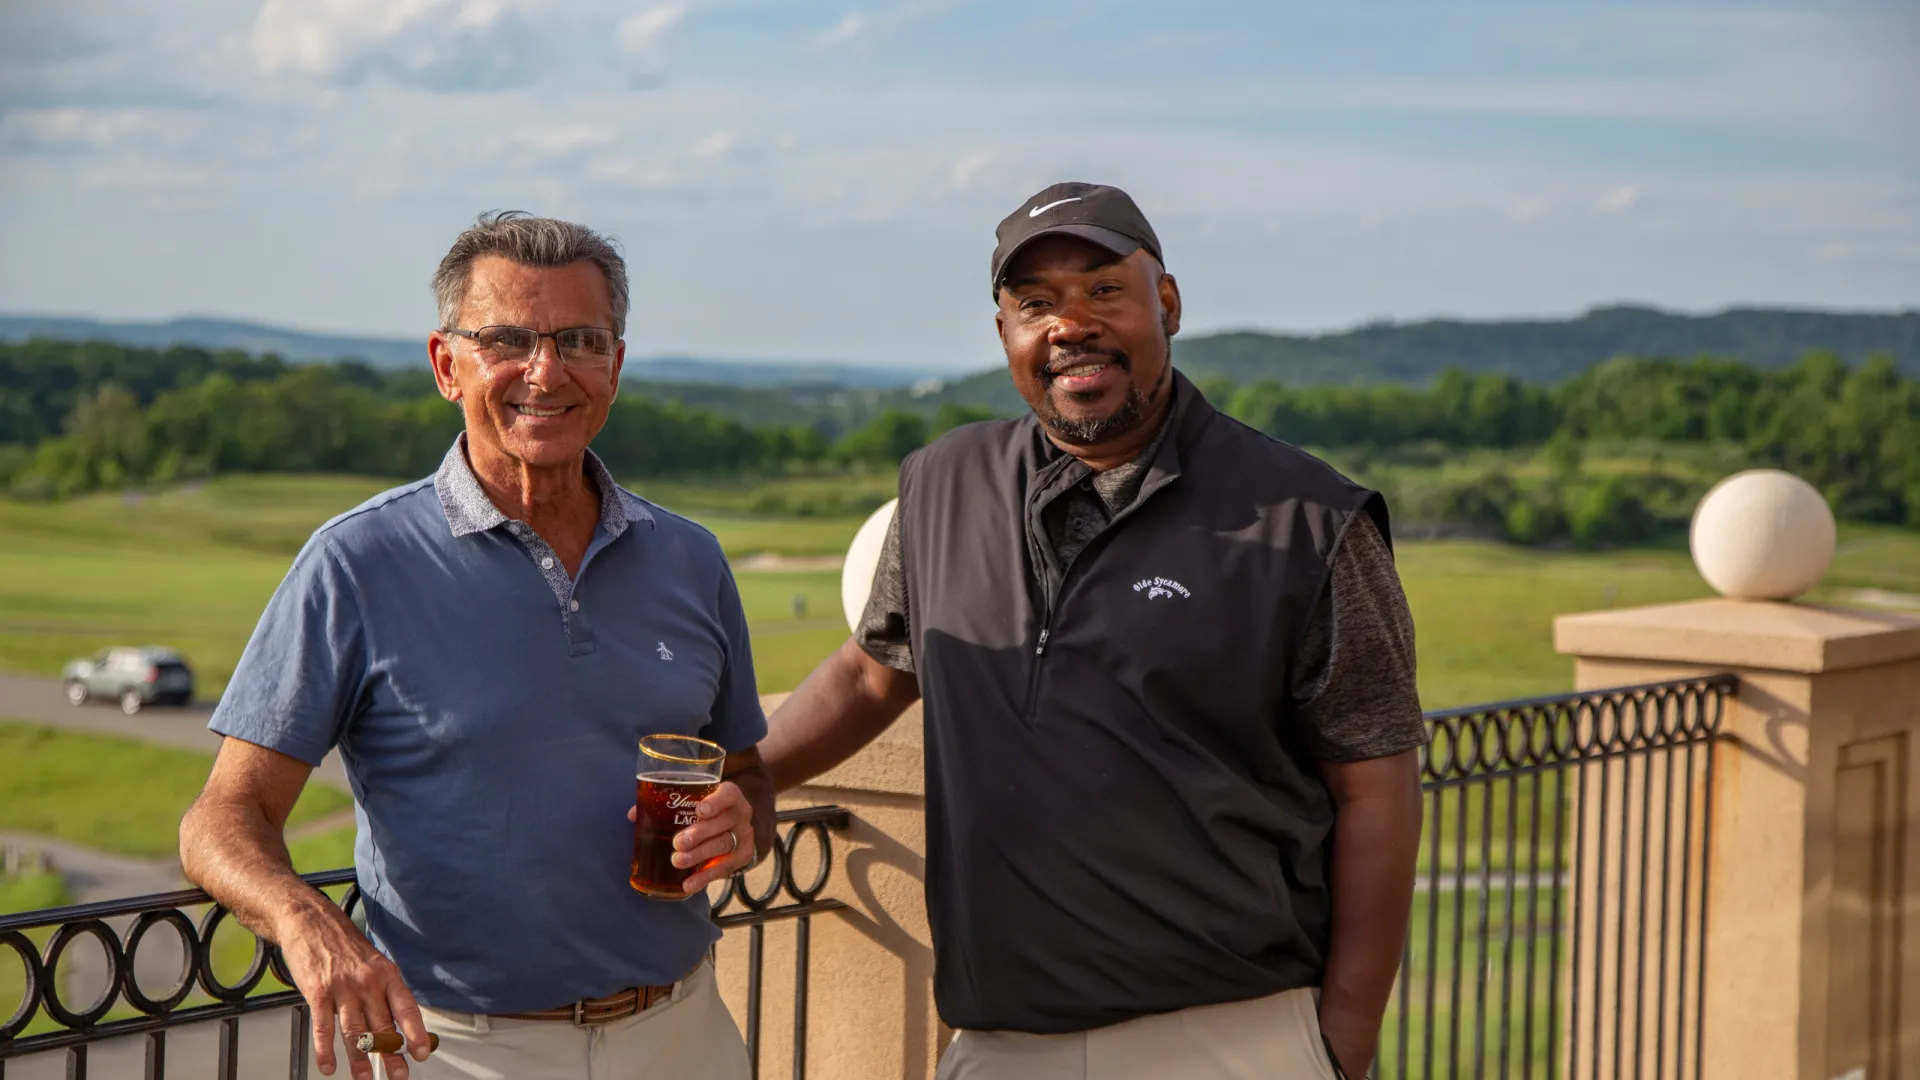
[434,434,652,539]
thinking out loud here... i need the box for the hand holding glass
[630,734,727,898]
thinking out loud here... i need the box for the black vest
[898,374,1387,1033]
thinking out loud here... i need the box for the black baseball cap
[990,182,1163,295]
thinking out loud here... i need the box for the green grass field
[0,869,69,916]
[0,721,351,856]
[5,473,1916,706]
[0,476,875,699]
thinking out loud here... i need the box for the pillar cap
[1554,597,1920,674]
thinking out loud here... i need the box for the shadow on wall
[835,814,948,1077]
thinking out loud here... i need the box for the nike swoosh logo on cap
[1029,197,1083,218]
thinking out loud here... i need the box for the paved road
[0,674,349,789]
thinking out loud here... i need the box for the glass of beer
[631,734,727,898]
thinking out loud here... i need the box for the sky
[1,0,1916,371]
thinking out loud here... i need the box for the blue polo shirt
[210,437,767,1014]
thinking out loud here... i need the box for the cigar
[354,1031,439,1056]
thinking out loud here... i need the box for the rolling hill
[1169,304,1920,385]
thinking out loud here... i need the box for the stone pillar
[712,694,941,1080]
[1555,598,1920,1080]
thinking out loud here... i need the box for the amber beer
[630,734,726,898]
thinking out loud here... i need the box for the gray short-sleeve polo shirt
[210,438,766,1014]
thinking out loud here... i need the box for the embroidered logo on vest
[1132,577,1191,600]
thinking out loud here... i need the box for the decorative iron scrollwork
[1420,674,1734,786]
[0,806,850,1061]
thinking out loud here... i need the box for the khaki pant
[376,961,748,1080]
[936,987,1339,1080]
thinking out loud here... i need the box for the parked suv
[62,646,195,715]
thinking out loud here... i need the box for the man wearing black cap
[761,183,1426,1079]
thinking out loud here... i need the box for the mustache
[1043,347,1130,377]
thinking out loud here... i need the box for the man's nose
[1045,301,1100,345]
[523,337,570,389]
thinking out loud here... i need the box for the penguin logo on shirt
[657,642,675,661]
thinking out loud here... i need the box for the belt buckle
[571,999,589,1027]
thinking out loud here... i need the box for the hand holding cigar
[354,1031,440,1056]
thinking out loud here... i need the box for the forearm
[1320,762,1423,1077]
[759,638,919,792]
[180,796,345,945]
[723,750,777,859]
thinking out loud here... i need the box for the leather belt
[497,985,676,1025]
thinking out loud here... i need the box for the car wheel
[64,681,89,706]
[120,689,144,716]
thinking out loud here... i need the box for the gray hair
[432,211,631,338]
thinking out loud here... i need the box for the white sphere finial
[1689,469,1836,601]
[842,498,899,632]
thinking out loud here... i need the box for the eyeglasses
[444,325,619,369]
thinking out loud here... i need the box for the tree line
[1213,352,1919,534]
[0,340,990,499]
[1,339,1914,544]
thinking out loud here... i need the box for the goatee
[1037,386,1146,446]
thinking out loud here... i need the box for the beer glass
[631,734,726,898]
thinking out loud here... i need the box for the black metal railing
[1378,674,1736,1080]
[0,676,1741,1080]
[0,805,850,1080]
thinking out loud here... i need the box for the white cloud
[1,108,145,147]
[250,0,475,76]
[812,13,866,48]
[0,106,209,154]
[245,0,583,90]
[1598,185,1639,213]
[588,159,676,188]
[618,4,687,59]
[1508,197,1549,223]
[691,131,734,158]
[949,150,995,190]
[1812,240,1920,264]
[520,124,617,156]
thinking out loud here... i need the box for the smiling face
[428,255,625,474]
[995,236,1181,449]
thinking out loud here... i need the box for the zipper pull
[1035,628,1049,656]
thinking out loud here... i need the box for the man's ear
[428,333,462,403]
[1159,273,1182,337]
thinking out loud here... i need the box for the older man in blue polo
[180,212,773,1080]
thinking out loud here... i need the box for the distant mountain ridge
[1170,303,1920,385]
[0,314,935,389]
